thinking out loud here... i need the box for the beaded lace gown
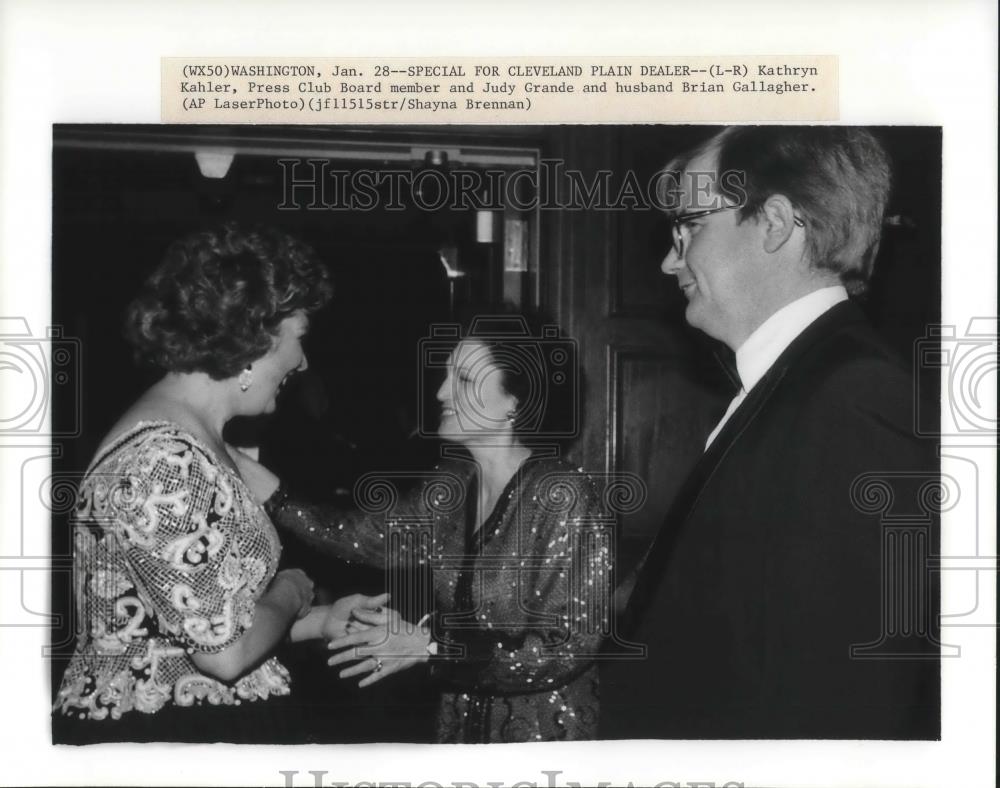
[54,421,292,741]
[269,454,613,743]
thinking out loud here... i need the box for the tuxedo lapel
[619,300,866,632]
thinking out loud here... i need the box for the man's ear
[760,194,799,254]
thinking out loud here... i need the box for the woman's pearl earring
[239,365,253,392]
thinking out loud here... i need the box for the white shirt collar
[735,285,848,393]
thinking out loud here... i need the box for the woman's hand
[273,568,314,619]
[326,607,431,688]
[197,567,313,682]
[289,592,390,642]
[325,592,388,638]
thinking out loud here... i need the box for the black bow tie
[713,346,742,394]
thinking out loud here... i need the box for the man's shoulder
[782,303,913,402]
[739,302,932,462]
[760,306,937,469]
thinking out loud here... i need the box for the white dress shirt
[704,285,849,449]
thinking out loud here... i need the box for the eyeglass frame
[669,205,806,258]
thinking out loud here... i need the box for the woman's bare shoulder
[94,391,200,460]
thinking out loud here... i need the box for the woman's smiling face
[244,310,310,415]
[435,340,518,442]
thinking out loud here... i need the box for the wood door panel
[541,125,731,569]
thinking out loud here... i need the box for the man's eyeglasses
[669,205,806,258]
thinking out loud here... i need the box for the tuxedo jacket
[600,301,940,739]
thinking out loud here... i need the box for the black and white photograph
[47,123,942,745]
[0,3,995,787]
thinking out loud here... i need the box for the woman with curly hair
[53,223,382,743]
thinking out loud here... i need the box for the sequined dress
[269,454,613,742]
[54,421,291,731]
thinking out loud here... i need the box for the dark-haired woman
[53,224,382,743]
[249,325,617,743]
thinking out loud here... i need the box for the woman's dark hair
[124,223,332,379]
[454,306,578,441]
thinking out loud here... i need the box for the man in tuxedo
[600,127,940,739]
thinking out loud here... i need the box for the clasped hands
[289,592,431,688]
[322,598,432,688]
